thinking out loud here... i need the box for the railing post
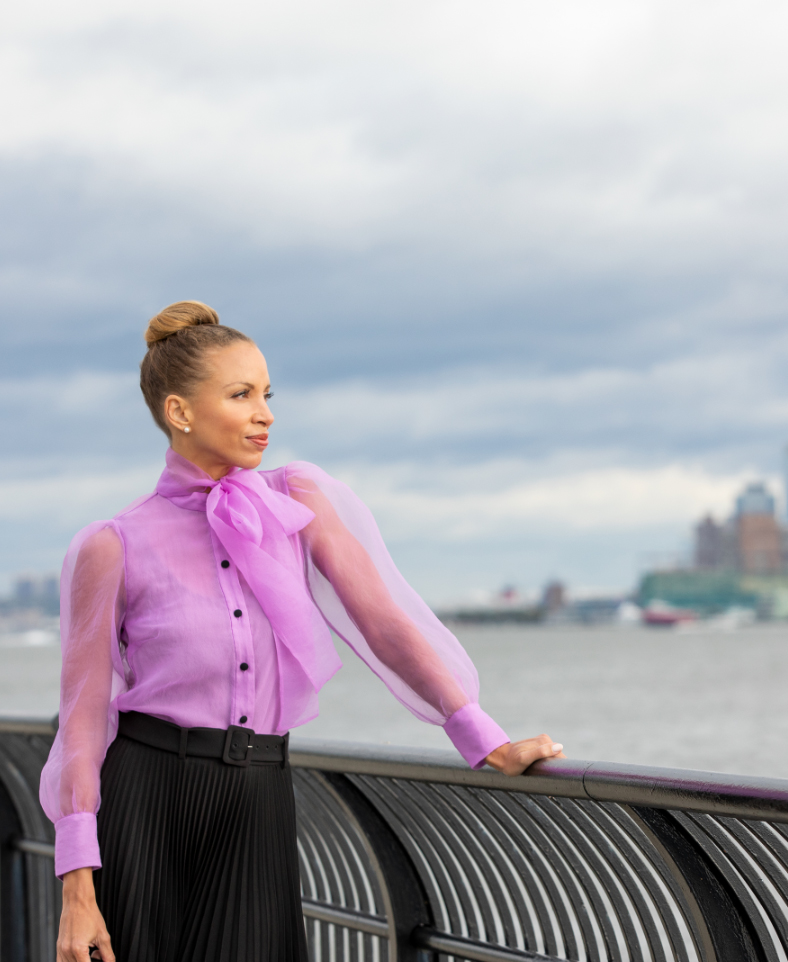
[1,780,28,962]
[325,773,436,960]
[296,769,434,961]
[0,722,59,962]
[634,807,763,962]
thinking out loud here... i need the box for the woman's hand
[58,868,114,962]
[485,735,565,776]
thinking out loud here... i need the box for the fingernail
[552,744,563,753]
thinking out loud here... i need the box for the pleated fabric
[93,735,308,962]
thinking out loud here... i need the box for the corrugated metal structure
[5,719,788,961]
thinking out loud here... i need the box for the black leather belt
[118,711,288,768]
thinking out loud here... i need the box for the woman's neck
[169,439,236,481]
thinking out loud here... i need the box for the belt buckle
[222,725,255,767]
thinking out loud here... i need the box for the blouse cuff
[443,703,509,770]
[54,813,102,879]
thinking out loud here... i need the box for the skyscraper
[735,482,783,574]
[695,515,723,569]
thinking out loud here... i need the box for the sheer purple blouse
[40,449,509,878]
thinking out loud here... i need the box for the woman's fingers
[59,929,114,962]
[57,940,91,962]
[57,886,114,962]
[90,932,115,962]
[88,932,115,962]
[486,734,565,775]
[518,735,564,772]
[97,930,115,962]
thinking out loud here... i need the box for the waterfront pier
[2,717,788,961]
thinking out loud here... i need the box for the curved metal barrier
[4,719,788,961]
[0,718,59,962]
[291,742,788,962]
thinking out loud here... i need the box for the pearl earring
[183,427,191,434]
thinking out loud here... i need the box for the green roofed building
[637,570,788,618]
[637,571,758,617]
[638,475,788,619]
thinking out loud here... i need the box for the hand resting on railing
[484,735,566,776]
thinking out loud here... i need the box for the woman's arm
[297,483,469,717]
[40,524,125,961]
[287,467,564,773]
[58,527,124,820]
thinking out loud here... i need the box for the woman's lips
[246,435,269,450]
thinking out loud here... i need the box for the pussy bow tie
[156,449,341,693]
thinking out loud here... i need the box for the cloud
[7,345,788,469]
[334,460,764,541]
[3,0,788,595]
[271,352,788,470]
[4,0,788,279]
[0,0,787,406]
[0,463,162,527]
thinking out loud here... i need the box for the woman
[41,301,565,962]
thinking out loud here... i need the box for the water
[2,622,788,778]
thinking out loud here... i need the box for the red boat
[643,603,697,626]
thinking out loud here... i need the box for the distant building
[735,482,783,574]
[783,443,788,523]
[736,482,775,516]
[694,515,723,569]
[542,581,565,612]
[638,569,759,616]
[42,576,59,601]
[643,476,788,618]
[5,573,60,616]
[692,482,784,576]
[14,576,37,603]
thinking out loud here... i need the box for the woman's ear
[164,394,192,434]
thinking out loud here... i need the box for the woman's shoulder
[62,520,125,579]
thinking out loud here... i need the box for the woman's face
[165,340,274,479]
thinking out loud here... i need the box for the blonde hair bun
[144,300,220,346]
[139,301,252,436]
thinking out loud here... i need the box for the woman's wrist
[484,742,511,771]
[62,867,96,902]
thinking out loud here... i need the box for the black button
[234,609,242,618]
[239,715,248,724]
[221,560,230,569]
[240,663,249,671]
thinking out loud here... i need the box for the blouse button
[233,609,242,617]
[221,560,230,569]
[239,715,248,724]
[240,663,249,671]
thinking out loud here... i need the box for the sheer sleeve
[284,462,509,768]
[39,521,128,879]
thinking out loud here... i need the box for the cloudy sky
[2,0,788,602]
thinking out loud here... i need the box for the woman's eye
[265,392,274,401]
[232,390,249,399]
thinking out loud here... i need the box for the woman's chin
[234,449,263,470]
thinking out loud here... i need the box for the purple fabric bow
[156,448,341,692]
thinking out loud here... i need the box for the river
[2,621,786,778]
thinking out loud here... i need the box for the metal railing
[291,743,788,962]
[4,719,788,961]
[0,718,60,962]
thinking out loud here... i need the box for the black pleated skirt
[93,734,308,962]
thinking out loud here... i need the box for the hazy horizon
[3,0,788,604]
